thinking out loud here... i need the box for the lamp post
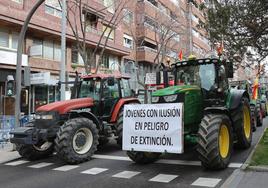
[15,0,46,128]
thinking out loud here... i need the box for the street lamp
[15,0,46,128]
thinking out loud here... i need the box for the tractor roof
[171,58,222,68]
[81,73,130,79]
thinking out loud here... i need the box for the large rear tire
[197,114,233,170]
[116,110,123,147]
[127,151,161,164]
[15,141,54,160]
[231,98,253,149]
[55,118,99,164]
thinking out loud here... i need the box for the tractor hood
[36,98,94,114]
[152,85,200,96]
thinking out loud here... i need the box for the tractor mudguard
[70,111,101,130]
[204,107,229,115]
[110,98,140,123]
[227,89,250,110]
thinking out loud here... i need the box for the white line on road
[92,154,242,168]
[149,174,178,183]
[191,177,222,187]
[81,168,108,175]
[28,162,53,169]
[5,160,29,166]
[53,165,79,171]
[112,171,141,179]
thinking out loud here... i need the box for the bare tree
[59,0,129,74]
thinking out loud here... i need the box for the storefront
[30,72,59,112]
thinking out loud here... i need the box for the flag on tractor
[217,41,224,56]
[252,77,259,100]
[178,50,183,61]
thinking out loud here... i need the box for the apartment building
[0,0,210,115]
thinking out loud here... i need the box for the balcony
[136,46,157,63]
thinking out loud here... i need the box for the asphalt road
[0,118,267,188]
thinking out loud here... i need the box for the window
[71,47,85,65]
[144,16,157,29]
[120,79,132,97]
[0,28,19,50]
[123,34,133,49]
[170,0,179,6]
[32,39,61,61]
[83,11,98,32]
[174,34,180,42]
[45,0,62,17]
[192,29,199,37]
[102,25,114,40]
[191,14,199,23]
[12,0,23,3]
[147,0,157,7]
[123,9,133,23]
[103,0,115,13]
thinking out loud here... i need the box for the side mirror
[107,77,115,86]
[227,62,234,78]
[156,71,161,85]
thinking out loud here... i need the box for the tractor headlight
[152,96,160,103]
[41,115,53,120]
[35,114,41,119]
[163,94,177,102]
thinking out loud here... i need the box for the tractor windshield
[175,64,216,90]
[78,78,101,100]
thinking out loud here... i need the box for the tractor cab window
[199,64,216,91]
[176,66,198,85]
[120,78,132,97]
[102,79,120,99]
[79,78,101,100]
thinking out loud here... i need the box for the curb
[247,165,268,172]
[242,127,267,170]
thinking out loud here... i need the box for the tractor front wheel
[15,141,54,160]
[127,151,161,164]
[197,114,233,169]
[55,118,99,164]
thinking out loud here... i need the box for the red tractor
[11,73,139,164]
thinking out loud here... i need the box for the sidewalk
[0,142,21,164]
[221,169,268,188]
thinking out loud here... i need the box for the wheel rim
[219,124,230,159]
[72,128,93,154]
[33,141,53,151]
[243,106,251,139]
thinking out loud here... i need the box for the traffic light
[6,75,15,96]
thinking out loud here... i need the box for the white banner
[123,103,183,154]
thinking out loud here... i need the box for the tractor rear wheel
[116,110,123,147]
[127,151,161,164]
[231,98,253,148]
[197,114,233,169]
[257,109,263,127]
[55,118,99,164]
[15,141,54,160]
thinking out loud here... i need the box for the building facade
[0,0,210,115]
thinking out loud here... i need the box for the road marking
[191,177,221,187]
[228,163,243,168]
[28,162,53,169]
[53,165,79,171]
[149,174,178,183]
[81,168,108,175]
[92,154,131,161]
[5,160,29,166]
[112,171,141,179]
[92,154,242,168]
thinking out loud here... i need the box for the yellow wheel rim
[243,106,251,139]
[219,124,230,158]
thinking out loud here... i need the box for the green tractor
[127,57,253,169]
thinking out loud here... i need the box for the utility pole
[15,0,45,128]
[188,1,193,55]
[60,0,67,101]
